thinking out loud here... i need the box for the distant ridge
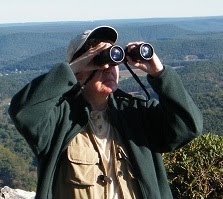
[1,15,223,72]
[0,15,223,26]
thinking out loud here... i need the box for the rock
[0,186,36,199]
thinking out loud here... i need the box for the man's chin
[104,80,118,88]
[101,85,118,94]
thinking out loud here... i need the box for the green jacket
[8,63,203,199]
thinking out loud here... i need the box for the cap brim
[87,26,118,42]
[71,26,118,62]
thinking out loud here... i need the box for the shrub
[0,144,37,191]
[163,133,223,199]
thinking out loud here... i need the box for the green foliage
[163,133,223,198]
[0,71,43,100]
[0,144,37,191]
[177,61,223,135]
[0,104,37,191]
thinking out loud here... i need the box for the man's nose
[104,64,110,69]
[105,64,118,70]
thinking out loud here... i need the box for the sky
[0,0,222,24]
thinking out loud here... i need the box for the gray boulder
[0,186,36,199]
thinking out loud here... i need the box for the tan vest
[53,123,141,199]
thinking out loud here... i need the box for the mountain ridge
[1,16,223,72]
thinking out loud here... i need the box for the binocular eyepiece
[93,43,154,66]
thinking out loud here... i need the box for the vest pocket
[66,145,99,186]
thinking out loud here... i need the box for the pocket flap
[67,146,99,165]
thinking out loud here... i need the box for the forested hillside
[0,16,222,192]
[1,16,223,72]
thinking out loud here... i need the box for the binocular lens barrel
[94,45,125,65]
[128,43,154,61]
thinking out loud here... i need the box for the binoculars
[94,43,154,65]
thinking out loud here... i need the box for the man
[8,26,203,199]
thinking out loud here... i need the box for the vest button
[98,175,112,184]
[117,170,124,177]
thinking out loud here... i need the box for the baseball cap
[67,26,118,63]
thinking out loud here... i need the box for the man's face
[75,39,120,97]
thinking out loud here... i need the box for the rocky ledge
[0,186,35,199]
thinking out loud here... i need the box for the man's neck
[83,92,109,111]
[91,100,108,111]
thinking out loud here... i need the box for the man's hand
[125,42,164,77]
[69,42,112,74]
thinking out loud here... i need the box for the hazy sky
[1,0,222,24]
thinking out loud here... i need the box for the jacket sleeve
[8,63,78,156]
[144,66,203,152]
